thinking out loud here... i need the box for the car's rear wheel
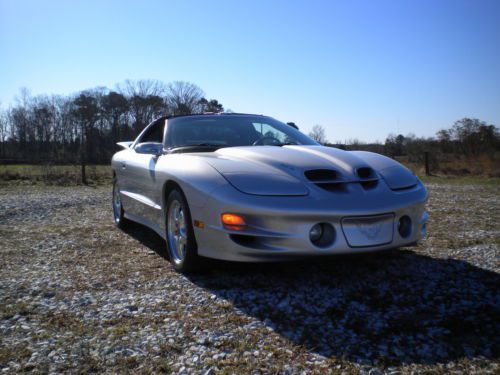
[166,189,199,273]
[112,177,129,229]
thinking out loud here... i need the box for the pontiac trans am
[111,113,428,272]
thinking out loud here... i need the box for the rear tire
[165,189,200,273]
[112,177,129,229]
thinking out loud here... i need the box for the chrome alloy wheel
[167,200,188,263]
[112,182,122,222]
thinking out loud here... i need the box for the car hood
[200,145,417,196]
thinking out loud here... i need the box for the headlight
[222,172,308,196]
[379,166,418,190]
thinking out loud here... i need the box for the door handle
[121,162,126,170]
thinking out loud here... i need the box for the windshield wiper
[169,143,227,153]
[276,142,298,146]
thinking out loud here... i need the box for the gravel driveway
[0,181,499,374]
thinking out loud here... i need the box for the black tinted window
[165,115,316,149]
[138,120,165,144]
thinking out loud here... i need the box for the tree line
[308,118,499,174]
[0,80,223,165]
[1,80,498,175]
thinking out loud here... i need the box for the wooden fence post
[81,162,87,185]
[425,151,430,176]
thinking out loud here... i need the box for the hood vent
[305,168,379,192]
[356,167,379,190]
[304,169,338,182]
[304,169,346,192]
[357,167,375,179]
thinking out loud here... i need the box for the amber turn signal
[193,220,205,229]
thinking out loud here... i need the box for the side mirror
[135,142,164,156]
[287,122,299,130]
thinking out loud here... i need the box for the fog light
[398,215,412,238]
[309,224,323,242]
[309,223,336,248]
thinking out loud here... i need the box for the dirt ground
[0,179,498,374]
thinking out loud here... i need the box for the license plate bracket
[341,214,394,248]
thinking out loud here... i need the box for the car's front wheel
[165,189,199,273]
[112,177,129,229]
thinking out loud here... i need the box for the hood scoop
[357,167,375,179]
[304,168,379,192]
[304,169,338,182]
[356,167,379,189]
[304,169,346,192]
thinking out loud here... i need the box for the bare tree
[72,92,100,184]
[119,79,167,98]
[308,124,328,144]
[51,95,76,161]
[10,88,33,151]
[436,129,453,153]
[30,96,56,160]
[118,80,168,133]
[165,81,204,115]
[385,133,405,156]
[0,103,7,158]
[102,91,129,147]
[0,81,221,164]
[198,98,224,113]
[449,118,498,156]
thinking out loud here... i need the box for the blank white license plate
[341,214,394,247]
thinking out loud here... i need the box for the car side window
[136,119,165,146]
[252,122,288,143]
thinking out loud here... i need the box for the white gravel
[0,183,498,374]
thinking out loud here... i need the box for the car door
[121,118,165,227]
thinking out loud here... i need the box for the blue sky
[1,0,499,142]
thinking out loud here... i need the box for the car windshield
[165,115,318,150]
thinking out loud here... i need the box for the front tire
[112,177,129,229]
[165,189,199,273]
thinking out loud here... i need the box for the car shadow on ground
[123,222,169,260]
[123,222,500,366]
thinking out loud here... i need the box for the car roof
[165,113,267,120]
[142,113,270,133]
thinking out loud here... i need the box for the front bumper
[193,181,429,262]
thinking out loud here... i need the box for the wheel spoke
[167,199,189,264]
[113,183,121,220]
[179,235,186,246]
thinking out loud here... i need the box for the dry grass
[397,153,500,177]
[0,164,111,185]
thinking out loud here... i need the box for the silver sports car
[112,113,428,272]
